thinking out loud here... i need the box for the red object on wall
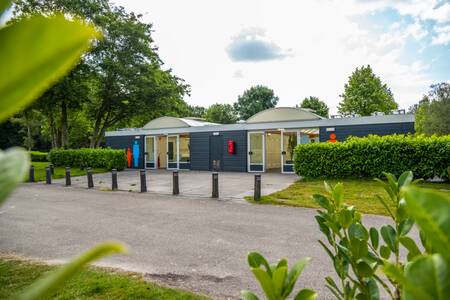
[328,133,337,143]
[126,148,132,168]
[227,140,235,154]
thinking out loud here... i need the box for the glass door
[167,135,179,169]
[248,132,265,172]
[281,131,298,173]
[145,136,156,169]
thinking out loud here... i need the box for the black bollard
[254,174,261,201]
[111,169,118,190]
[45,166,51,184]
[49,164,54,175]
[173,171,179,195]
[65,167,71,186]
[212,172,219,198]
[140,169,147,193]
[87,167,94,188]
[29,165,35,183]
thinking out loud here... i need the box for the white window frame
[247,131,265,173]
[281,129,299,174]
[144,136,157,169]
[166,134,179,170]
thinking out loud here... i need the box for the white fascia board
[105,114,414,137]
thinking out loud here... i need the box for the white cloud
[114,0,435,113]
[432,24,450,45]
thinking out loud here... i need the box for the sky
[3,0,449,114]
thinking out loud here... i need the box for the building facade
[105,107,415,173]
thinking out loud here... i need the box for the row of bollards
[28,165,262,200]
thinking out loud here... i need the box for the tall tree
[205,103,238,124]
[299,96,329,118]
[234,85,279,120]
[13,0,188,148]
[338,65,398,116]
[414,82,450,135]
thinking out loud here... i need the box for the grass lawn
[0,256,209,300]
[247,178,450,215]
[28,162,109,182]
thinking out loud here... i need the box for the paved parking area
[0,184,391,299]
[52,169,297,199]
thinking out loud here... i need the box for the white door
[167,135,179,170]
[144,136,157,169]
[247,131,265,172]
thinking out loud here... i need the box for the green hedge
[48,148,126,170]
[294,134,450,179]
[29,151,49,162]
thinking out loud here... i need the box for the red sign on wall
[227,140,235,154]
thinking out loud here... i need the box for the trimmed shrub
[29,151,48,162]
[48,148,126,170]
[294,134,450,179]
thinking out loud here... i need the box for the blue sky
[4,0,449,114]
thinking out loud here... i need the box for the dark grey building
[105,107,415,173]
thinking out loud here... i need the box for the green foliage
[241,252,316,300]
[12,0,189,148]
[29,151,48,162]
[18,242,127,300]
[234,85,279,120]
[294,134,450,179]
[338,65,398,116]
[205,103,238,124]
[299,96,329,118]
[0,148,29,205]
[414,83,450,136]
[49,148,126,170]
[0,14,98,123]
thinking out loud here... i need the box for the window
[179,135,190,162]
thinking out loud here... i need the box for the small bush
[48,148,126,170]
[29,151,48,162]
[294,134,450,179]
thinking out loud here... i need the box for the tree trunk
[60,99,68,148]
[26,122,32,151]
[48,112,57,149]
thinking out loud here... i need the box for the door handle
[248,151,253,155]
[282,151,286,155]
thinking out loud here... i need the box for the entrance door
[281,131,298,173]
[248,132,265,172]
[210,135,223,171]
[167,135,179,169]
[145,136,156,169]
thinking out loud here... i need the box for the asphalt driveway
[0,183,390,299]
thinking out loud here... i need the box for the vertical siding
[221,131,247,172]
[190,132,210,170]
[190,130,247,172]
[319,122,415,142]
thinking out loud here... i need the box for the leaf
[348,223,369,241]
[313,194,330,211]
[399,236,421,261]
[382,263,429,300]
[241,290,260,300]
[325,276,342,297]
[0,0,11,17]
[399,218,414,236]
[369,227,379,249]
[380,245,391,260]
[18,242,127,300]
[403,186,450,261]
[332,182,344,207]
[403,254,450,300]
[294,289,318,300]
[282,257,310,299]
[0,15,99,122]
[248,252,272,276]
[380,225,397,253]
[375,195,395,219]
[272,266,287,297]
[365,278,380,300]
[0,148,29,206]
[398,171,413,189]
[252,268,276,300]
[356,260,374,278]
